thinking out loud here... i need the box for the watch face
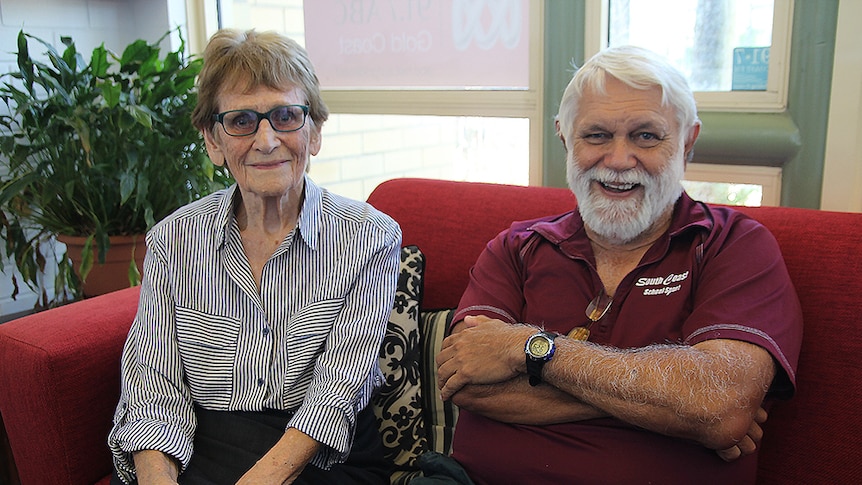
[529,337,550,356]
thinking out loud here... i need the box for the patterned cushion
[419,308,459,456]
[372,245,427,484]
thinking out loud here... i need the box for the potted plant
[0,30,232,307]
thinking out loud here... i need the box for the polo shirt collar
[529,191,713,260]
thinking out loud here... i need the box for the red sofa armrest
[0,287,139,485]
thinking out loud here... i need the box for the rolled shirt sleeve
[108,229,197,480]
[288,222,401,467]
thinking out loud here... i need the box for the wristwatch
[525,331,558,386]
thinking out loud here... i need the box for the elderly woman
[108,29,401,485]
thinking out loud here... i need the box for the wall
[0,0,179,67]
[0,0,177,320]
[820,0,862,213]
[779,0,838,209]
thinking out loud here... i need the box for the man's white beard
[567,158,684,244]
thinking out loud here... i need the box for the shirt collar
[296,174,322,251]
[528,191,713,259]
[214,174,323,252]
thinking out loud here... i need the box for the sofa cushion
[372,245,427,484]
[367,178,576,310]
[419,308,459,456]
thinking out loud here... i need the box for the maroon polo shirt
[451,193,803,485]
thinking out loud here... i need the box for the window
[190,0,544,200]
[309,114,529,201]
[303,0,529,90]
[609,0,774,93]
[683,163,781,206]
[585,0,793,112]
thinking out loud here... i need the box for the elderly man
[435,46,802,484]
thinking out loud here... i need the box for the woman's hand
[235,428,321,485]
[236,462,295,485]
[132,450,180,485]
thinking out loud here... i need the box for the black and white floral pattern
[373,245,427,484]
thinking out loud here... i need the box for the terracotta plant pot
[57,234,145,297]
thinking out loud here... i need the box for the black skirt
[112,405,390,485]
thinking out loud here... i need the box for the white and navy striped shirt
[108,176,401,481]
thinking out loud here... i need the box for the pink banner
[303,0,530,89]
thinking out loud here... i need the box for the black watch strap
[526,358,545,386]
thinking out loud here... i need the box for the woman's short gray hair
[556,46,699,142]
[192,29,329,134]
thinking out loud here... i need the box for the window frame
[584,0,794,112]
[684,163,782,206]
[185,0,547,186]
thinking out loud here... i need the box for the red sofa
[2,178,861,484]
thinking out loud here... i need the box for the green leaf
[100,78,121,108]
[128,257,141,286]
[64,112,92,163]
[203,159,215,180]
[79,235,94,281]
[16,31,33,89]
[120,39,152,72]
[60,179,75,202]
[138,50,161,79]
[91,45,109,78]
[144,205,155,229]
[164,51,181,72]
[119,171,136,204]
[127,104,153,129]
[0,172,41,206]
[94,230,110,265]
[61,39,78,72]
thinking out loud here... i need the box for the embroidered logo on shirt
[635,271,689,296]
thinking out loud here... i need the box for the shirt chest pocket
[283,298,345,377]
[176,307,241,401]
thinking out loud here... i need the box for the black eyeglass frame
[212,104,310,137]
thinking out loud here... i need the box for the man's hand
[715,407,768,461]
[527,336,775,452]
[436,315,534,400]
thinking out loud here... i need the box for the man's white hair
[556,46,700,146]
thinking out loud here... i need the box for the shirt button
[257,378,265,387]
[262,327,270,336]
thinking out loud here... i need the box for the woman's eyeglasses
[213,105,309,137]
[568,293,613,341]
